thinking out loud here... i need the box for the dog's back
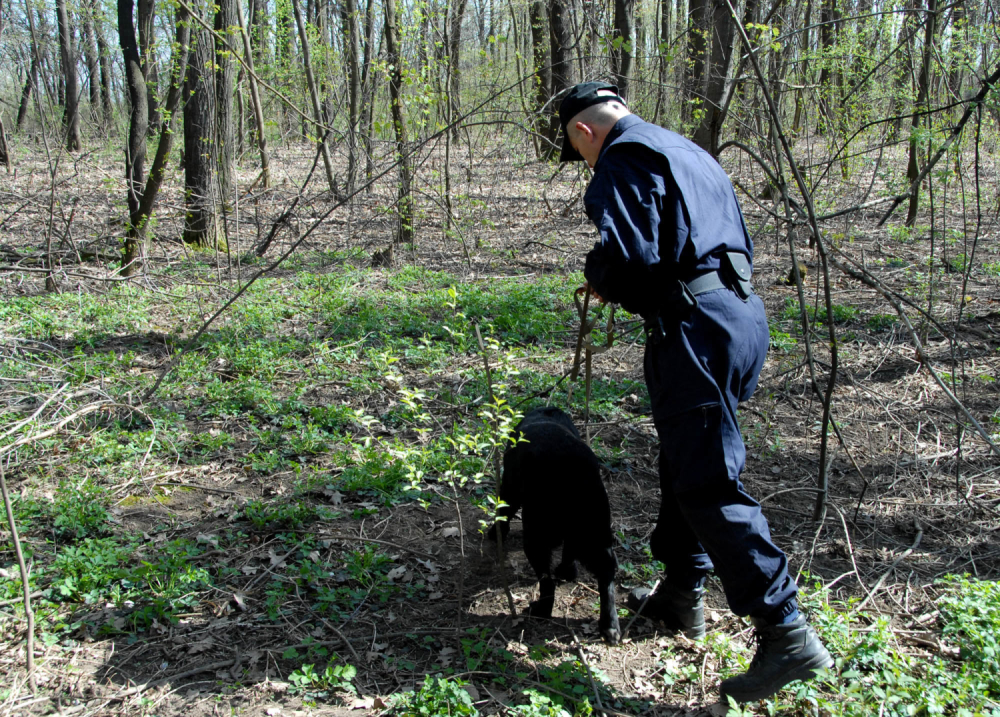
[504,408,612,551]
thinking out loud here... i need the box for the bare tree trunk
[82,11,101,115]
[132,4,190,226]
[691,0,738,154]
[88,0,114,126]
[341,0,361,192]
[684,0,709,125]
[236,0,270,187]
[360,0,376,189]
[17,52,38,130]
[138,0,159,134]
[548,0,573,139]
[611,0,635,99]
[184,21,222,249]
[215,0,236,203]
[792,0,810,135]
[384,0,414,245]
[119,0,148,275]
[905,0,938,226]
[530,0,551,153]
[291,0,338,194]
[57,0,82,150]
[448,0,469,138]
[948,1,965,109]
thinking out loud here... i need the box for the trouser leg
[644,291,797,621]
[649,445,713,591]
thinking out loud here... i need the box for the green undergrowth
[0,257,647,662]
[7,257,996,713]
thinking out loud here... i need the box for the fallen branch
[0,459,36,693]
[829,254,1000,458]
[856,523,924,612]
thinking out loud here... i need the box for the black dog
[488,407,620,644]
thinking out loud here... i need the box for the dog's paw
[600,616,622,645]
[553,560,577,582]
[602,626,621,645]
[525,599,554,619]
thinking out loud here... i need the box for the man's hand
[579,282,605,303]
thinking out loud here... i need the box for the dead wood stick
[0,401,110,458]
[857,524,923,612]
[568,628,609,717]
[0,460,37,692]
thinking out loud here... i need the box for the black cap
[557,81,626,162]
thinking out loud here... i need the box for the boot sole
[720,652,834,703]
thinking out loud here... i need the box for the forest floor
[1,131,1000,716]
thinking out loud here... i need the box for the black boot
[627,583,705,639]
[719,615,833,703]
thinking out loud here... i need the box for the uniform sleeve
[582,149,680,317]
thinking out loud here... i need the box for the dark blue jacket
[583,115,753,317]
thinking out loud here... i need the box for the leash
[567,286,616,443]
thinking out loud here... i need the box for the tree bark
[384,0,414,244]
[291,0,338,194]
[184,21,222,249]
[119,0,149,275]
[215,0,237,204]
[611,0,635,100]
[56,0,82,150]
[138,0,159,134]
[905,0,938,226]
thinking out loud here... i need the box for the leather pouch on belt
[723,251,753,300]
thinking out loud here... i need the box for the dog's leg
[585,546,621,644]
[554,544,578,582]
[524,544,556,619]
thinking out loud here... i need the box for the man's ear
[574,120,594,143]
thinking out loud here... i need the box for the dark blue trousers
[644,289,797,620]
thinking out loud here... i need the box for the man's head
[558,82,631,167]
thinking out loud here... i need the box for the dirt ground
[1,130,1000,716]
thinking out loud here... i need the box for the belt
[685,269,728,296]
[643,270,733,343]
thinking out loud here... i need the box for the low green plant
[52,481,111,539]
[390,675,478,716]
[937,575,1000,696]
[288,661,357,697]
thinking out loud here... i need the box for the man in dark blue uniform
[558,82,833,703]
